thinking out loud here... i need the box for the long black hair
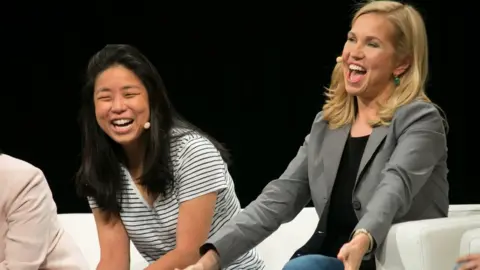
[75,44,230,216]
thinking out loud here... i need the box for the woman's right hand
[176,250,220,270]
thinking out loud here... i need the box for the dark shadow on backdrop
[1,1,470,213]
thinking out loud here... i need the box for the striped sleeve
[176,137,228,203]
[87,196,98,209]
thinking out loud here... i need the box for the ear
[393,56,411,77]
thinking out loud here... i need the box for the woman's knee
[282,254,344,270]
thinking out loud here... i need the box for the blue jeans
[283,254,344,270]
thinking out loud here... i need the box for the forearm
[96,247,130,270]
[354,180,404,251]
[206,177,310,267]
[146,249,200,270]
[97,256,129,270]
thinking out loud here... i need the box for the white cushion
[376,213,480,270]
[256,207,318,270]
[448,204,480,217]
[58,214,148,270]
[460,228,480,255]
[59,205,480,270]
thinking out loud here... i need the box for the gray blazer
[207,100,449,267]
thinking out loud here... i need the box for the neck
[356,86,391,124]
[123,140,145,179]
[356,97,379,123]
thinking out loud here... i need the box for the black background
[2,1,472,213]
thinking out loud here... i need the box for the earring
[393,75,400,86]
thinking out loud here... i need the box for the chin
[344,81,367,96]
[108,135,135,146]
[105,128,142,147]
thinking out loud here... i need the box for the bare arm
[92,208,130,270]
[1,169,56,270]
[147,136,229,269]
[146,192,218,270]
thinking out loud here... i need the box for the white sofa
[59,205,480,270]
[377,204,480,270]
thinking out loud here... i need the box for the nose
[111,95,127,113]
[350,44,365,60]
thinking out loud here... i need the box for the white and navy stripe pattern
[88,129,265,269]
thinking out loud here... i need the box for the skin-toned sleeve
[1,168,57,270]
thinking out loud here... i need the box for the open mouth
[348,64,367,83]
[111,119,134,127]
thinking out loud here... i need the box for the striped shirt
[88,129,265,269]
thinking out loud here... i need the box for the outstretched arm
[195,112,325,269]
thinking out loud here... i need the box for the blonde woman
[180,1,449,270]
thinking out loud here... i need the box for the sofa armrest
[376,215,480,270]
[449,205,480,217]
[460,228,480,255]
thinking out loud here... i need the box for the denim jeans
[282,254,344,270]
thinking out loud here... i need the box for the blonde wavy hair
[322,0,430,128]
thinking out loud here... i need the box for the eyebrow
[95,85,140,93]
[348,31,382,41]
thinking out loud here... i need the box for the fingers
[337,245,348,261]
[459,260,480,270]
[458,254,474,263]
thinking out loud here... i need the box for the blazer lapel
[321,125,350,196]
[355,126,388,184]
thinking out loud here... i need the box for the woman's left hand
[337,233,371,270]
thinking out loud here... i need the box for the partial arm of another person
[146,137,227,269]
[92,208,130,270]
[456,253,480,270]
[1,168,57,270]
[349,102,448,258]
[188,113,325,269]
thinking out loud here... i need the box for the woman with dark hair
[75,44,265,270]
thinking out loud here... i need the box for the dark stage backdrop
[2,1,470,213]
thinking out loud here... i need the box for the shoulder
[309,110,329,134]
[391,100,447,134]
[313,111,325,124]
[0,154,49,202]
[0,154,45,186]
[171,128,217,153]
[170,128,224,166]
[305,111,327,130]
